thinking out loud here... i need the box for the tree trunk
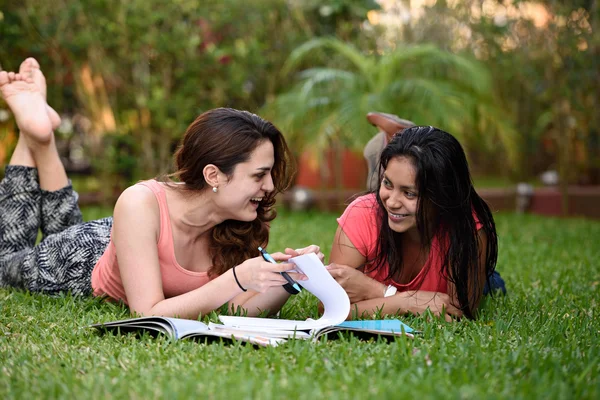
[74,62,117,147]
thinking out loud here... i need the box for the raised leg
[1,62,68,191]
[0,70,48,264]
[0,166,41,261]
[1,59,83,241]
[0,59,98,293]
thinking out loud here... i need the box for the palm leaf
[283,38,377,89]
[263,37,519,174]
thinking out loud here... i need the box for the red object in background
[294,148,367,190]
[528,186,600,219]
[197,18,223,51]
[528,188,562,216]
[218,55,232,64]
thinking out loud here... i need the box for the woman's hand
[398,290,463,321]
[236,253,306,293]
[326,263,386,303]
[285,245,325,263]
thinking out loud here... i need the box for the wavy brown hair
[161,108,294,276]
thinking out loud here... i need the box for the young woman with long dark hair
[328,126,504,320]
[0,58,322,319]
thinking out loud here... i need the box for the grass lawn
[1,208,599,399]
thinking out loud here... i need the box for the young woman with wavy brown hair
[0,58,322,320]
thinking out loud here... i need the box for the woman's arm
[329,226,387,302]
[330,226,367,267]
[351,291,462,322]
[112,186,299,319]
[228,286,291,317]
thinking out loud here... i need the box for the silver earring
[212,187,218,193]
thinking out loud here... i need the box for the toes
[0,71,8,86]
[11,73,32,83]
[19,58,31,75]
[7,71,15,81]
[19,58,40,75]
[27,58,41,70]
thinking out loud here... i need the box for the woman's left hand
[326,263,386,303]
[285,245,325,263]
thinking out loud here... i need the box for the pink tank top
[91,180,211,303]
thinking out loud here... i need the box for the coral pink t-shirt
[336,194,482,294]
[91,180,211,303]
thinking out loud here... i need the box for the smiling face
[379,156,419,235]
[217,139,275,221]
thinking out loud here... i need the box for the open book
[209,318,414,340]
[91,316,288,347]
[92,253,415,346]
[91,316,414,347]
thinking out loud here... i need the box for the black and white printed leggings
[0,166,112,295]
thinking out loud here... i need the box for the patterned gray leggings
[0,166,112,295]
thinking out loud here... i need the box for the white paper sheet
[219,253,350,331]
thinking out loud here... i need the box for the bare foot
[0,71,53,144]
[19,57,61,130]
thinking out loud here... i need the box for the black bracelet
[282,282,300,295]
[232,266,247,292]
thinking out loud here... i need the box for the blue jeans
[484,271,507,295]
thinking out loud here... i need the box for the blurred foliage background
[0,0,598,203]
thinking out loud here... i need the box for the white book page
[207,322,311,339]
[219,253,350,331]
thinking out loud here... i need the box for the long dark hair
[370,126,498,318]
[163,107,295,276]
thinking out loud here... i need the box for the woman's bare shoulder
[114,183,160,218]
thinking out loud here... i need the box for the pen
[258,246,302,293]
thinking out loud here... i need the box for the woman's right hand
[235,253,306,293]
